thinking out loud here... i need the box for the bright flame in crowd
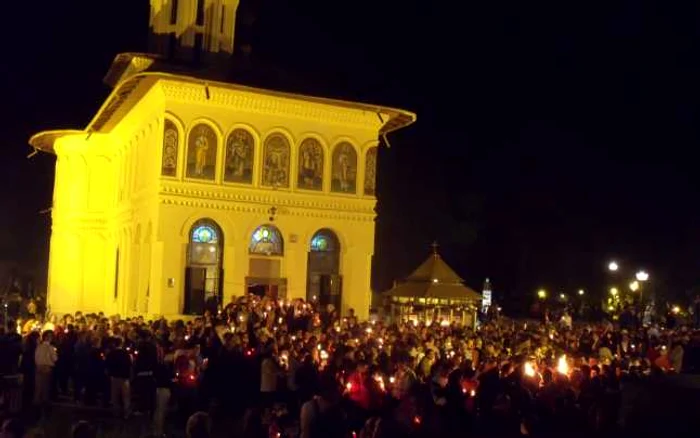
[524,362,536,377]
[557,355,569,375]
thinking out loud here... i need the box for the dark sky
[2,1,700,310]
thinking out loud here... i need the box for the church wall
[148,81,383,318]
[152,200,376,319]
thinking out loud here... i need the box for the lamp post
[635,270,649,304]
[608,261,619,272]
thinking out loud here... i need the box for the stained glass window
[192,225,218,244]
[249,225,283,256]
[310,229,338,252]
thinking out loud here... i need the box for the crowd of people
[0,294,698,438]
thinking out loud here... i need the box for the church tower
[149,0,242,64]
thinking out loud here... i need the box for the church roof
[383,246,481,302]
[406,252,464,284]
[29,53,416,153]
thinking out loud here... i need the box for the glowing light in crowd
[609,287,618,296]
[537,289,547,299]
[608,261,619,271]
[320,350,329,361]
[524,362,536,377]
[557,355,569,375]
[578,289,585,296]
[440,320,450,327]
[389,376,396,384]
[629,281,639,292]
[672,306,681,314]
[636,270,649,282]
[346,382,353,392]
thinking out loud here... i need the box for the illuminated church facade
[29,0,415,318]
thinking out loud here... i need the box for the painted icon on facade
[161,119,178,177]
[262,134,290,188]
[297,138,324,190]
[186,123,218,180]
[224,129,254,184]
[331,142,357,193]
[364,146,378,196]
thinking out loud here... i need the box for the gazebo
[383,243,482,328]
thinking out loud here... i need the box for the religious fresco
[186,123,218,180]
[224,129,254,184]
[297,138,324,190]
[262,134,290,188]
[364,146,378,196]
[161,119,178,177]
[331,142,357,193]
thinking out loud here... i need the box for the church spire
[148,0,242,64]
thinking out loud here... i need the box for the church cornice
[159,184,376,221]
[160,80,378,129]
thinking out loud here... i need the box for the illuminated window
[249,225,283,256]
[188,220,222,266]
[192,225,218,244]
[310,229,338,252]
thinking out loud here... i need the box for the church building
[28,0,415,318]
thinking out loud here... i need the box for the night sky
[3,1,700,311]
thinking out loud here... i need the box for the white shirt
[35,341,57,368]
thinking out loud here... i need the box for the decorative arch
[297,137,324,191]
[249,224,284,256]
[331,141,358,193]
[310,228,340,252]
[186,121,220,180]
[224,127,255,184]
[261,132,291,188]
[161,118,180,177]
[363,146,378,196]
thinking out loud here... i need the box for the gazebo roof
[383,244,481,302]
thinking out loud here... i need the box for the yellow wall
[46,77,384,319]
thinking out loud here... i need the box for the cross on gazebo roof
[431,241,439,256]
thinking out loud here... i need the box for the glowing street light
[635,271,649,282]
[629,281,639,292]
[608,261,619,272]
[609,287,618,296]
[578,289,585,296]
[537,289,547,299]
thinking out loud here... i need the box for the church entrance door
[184,220,223,315]
[307,229,341,311]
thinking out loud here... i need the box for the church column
[284,234,306,301]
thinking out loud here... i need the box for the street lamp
[578,289,585,296]
[537,289,547,300]
[559,293,566,300]
[629,281,639,292]
[609,287,618,296]
[635,270,649,303]
[608,261,619,272]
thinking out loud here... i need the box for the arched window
[249,225,284,256]
[310,229,339,252]
[189,220,222,265]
